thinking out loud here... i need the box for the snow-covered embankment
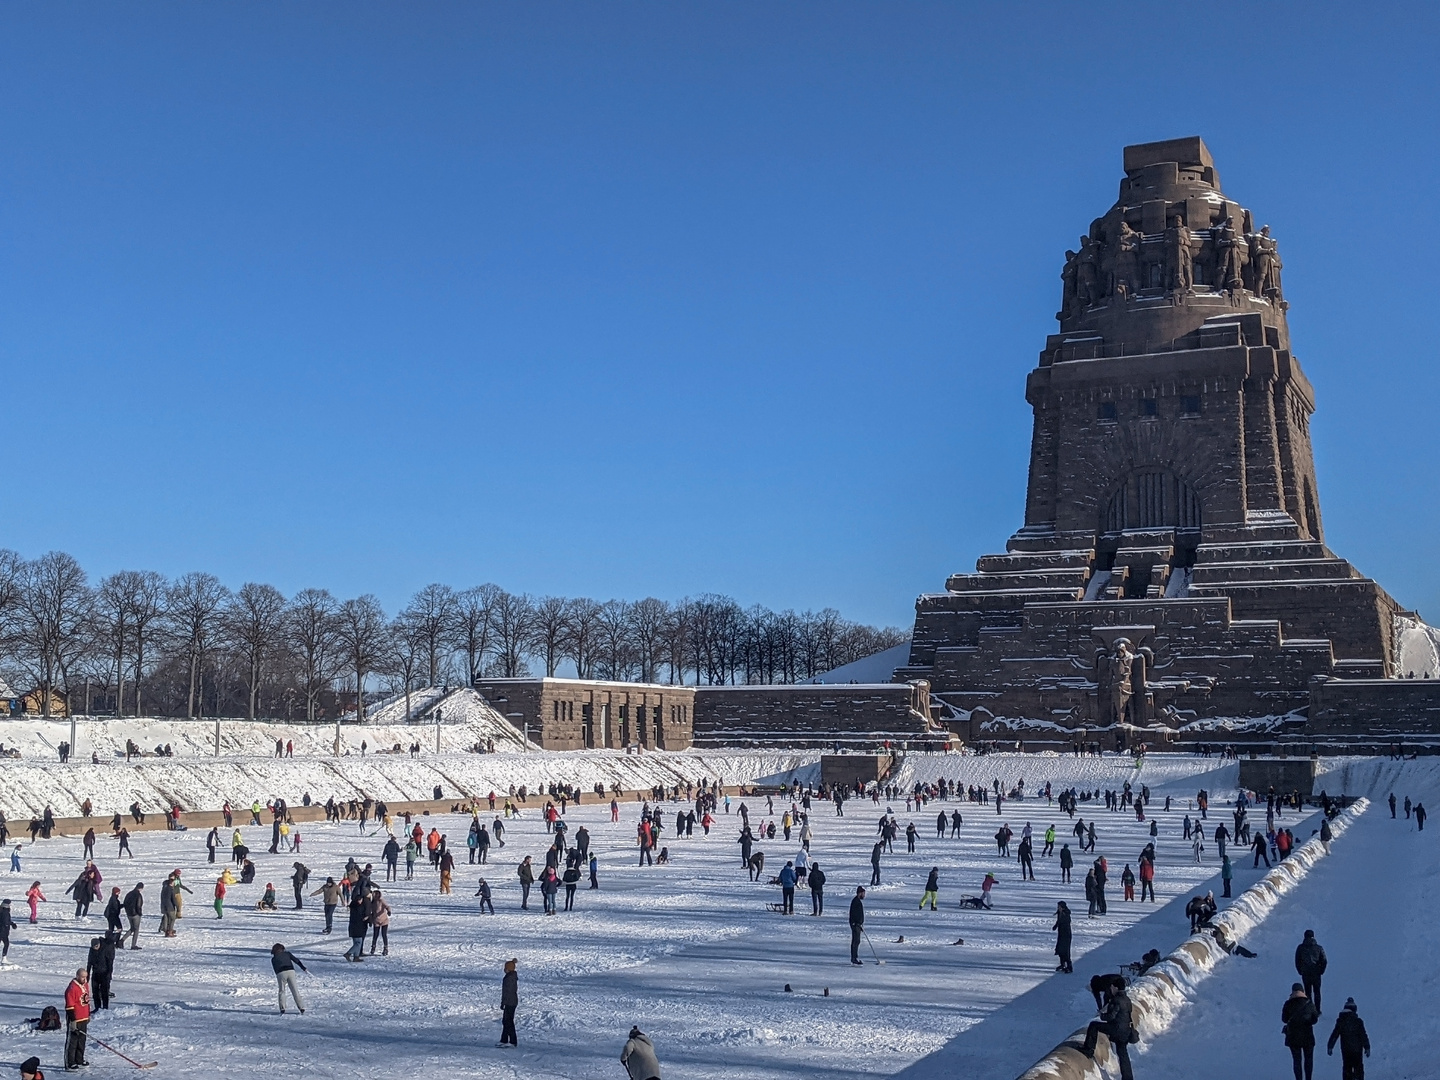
[1015,798,1370,1080]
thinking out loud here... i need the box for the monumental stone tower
[899,137,1414,732]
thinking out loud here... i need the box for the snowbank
[0,741,818,818]
[0,708,532,762]
[1015,797,1370,1080]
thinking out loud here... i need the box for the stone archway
[1102,470,1202,533]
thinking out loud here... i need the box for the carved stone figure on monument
[1213,215,1248,294]
[1058,248,1079,321]
[1248,224,1283,301]
[1107,220,1141,299]
[1096,638,1134,725]
[1076,235,1101,308]
[1124,648,1149,725]
[1163,216,1193,293]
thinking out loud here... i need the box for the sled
[764,902,786,913]
[957,895,992,910]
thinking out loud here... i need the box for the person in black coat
[1052,901,1072,972]
[848,887,866,965]
[808,862,826,916]
[121,884,144,949]
[1326,997,1370,1079]
[1081,979,1134,1080]
[1294,930,1327,1011]
[86,936,116,1010]
[103,888,123,934]
[345,892,368,961]
[1283,983,1320,1080]
[0,898,17,960]
[500,959,519,1047]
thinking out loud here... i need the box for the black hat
[21,1057,41,1077]
[1292,982,1305,993]
[1343,997,1357,1011]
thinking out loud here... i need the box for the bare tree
[286,588,340,721]
[531,596,571,677]
[385,612,426,721]
[661,599,691,684]
[129,571,168,716]
[596,599,634,681]
[13,552,91,715]
[166,572,230,717]
[96,571,140,716]
[224,582,288,720]
[563,597,603,679]
[489,590,536,678]
[451,584,500,685]
[336,594,387,721]
[627,597,669,684]
[402,583,457,687]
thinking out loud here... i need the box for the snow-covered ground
[0,750,1332,1079]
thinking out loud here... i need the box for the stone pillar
[1241,347,1287,518]
[1023,386,1059,529]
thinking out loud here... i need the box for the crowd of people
[1,769,1425,1077]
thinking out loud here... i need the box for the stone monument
[898,137,1422,737]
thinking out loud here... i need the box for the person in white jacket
[621,1026,662,1080]
[794,845,811,884]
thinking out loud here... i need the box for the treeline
[0,550,909,722]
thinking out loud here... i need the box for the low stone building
[471,678,695,751]
[691,682,938,748]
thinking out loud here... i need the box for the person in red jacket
[1138,856,1155,902]
[64,967,91,1069]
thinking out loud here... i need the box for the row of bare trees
[0,550,907,722]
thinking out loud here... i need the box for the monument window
[1141,398,1158,418]
[1097,401,1117,422]
[1180,395,1201,417]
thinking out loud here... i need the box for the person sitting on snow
[257,884,278,910]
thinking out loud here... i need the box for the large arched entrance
[1101,470,1203,533]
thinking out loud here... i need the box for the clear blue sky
[3,4,1437,628]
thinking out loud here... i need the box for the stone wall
[692,683,932,748]
[1237,757,1317,796]
[472,678,694,751]
[1307,677,1440,736]
[820,754,894,787]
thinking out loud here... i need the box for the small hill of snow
[804,642,911,684]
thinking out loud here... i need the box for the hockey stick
[861,929,885,965]
[88,1033,158,1069]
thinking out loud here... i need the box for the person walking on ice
[499,958,519,1047]
[1283,982,1320,1080]
[1326,998,1370,1079]
[621,1025,663,1080]
[848,886,866,965]
[1295,930,1327,1012]
[271,942,307,1014]
[919,867,939,910]
[1052,900,1072,973]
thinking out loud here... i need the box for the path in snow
[1135,774,1435,1080]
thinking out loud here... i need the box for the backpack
[37,1005,62,1030]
